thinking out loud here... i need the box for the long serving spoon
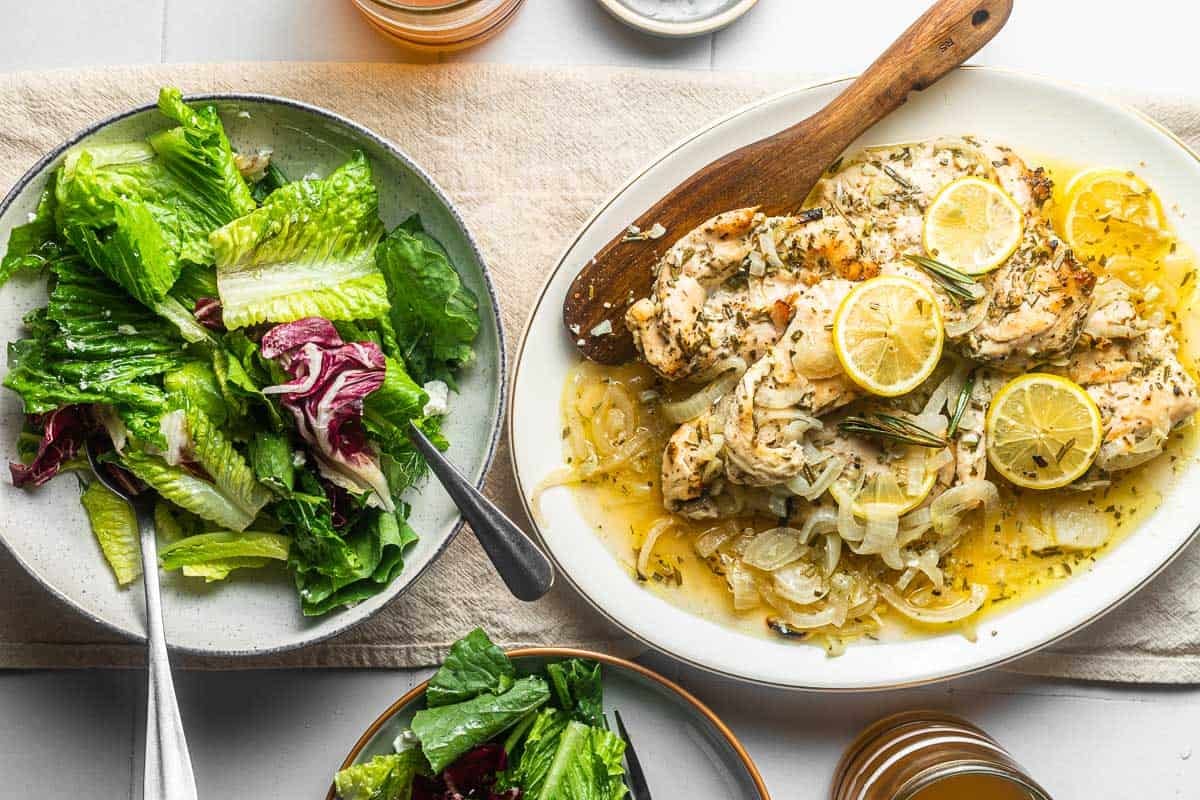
[563,0,1014,364]
[406,421,555,601]
[85,442,198,800]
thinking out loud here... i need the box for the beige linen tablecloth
[1,63,1198,682]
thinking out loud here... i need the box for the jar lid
[353,0,524,48]
[594,0,758,38]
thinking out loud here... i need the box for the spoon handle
[407,422,555,601]
[137,503,198,800]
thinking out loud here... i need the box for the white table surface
[2,2,1199,798]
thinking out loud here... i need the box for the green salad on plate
[0,87,480,616]
[335,629,629,800]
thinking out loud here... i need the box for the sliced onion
[786,456,845,501]
[930,479,998,534]
[852,503,903,569]
[798,507,839,544]
[898,506,933,545]
[727,562,762,611]
[756,383,813,410]
[662,370,740,424]
[879,583,987,624]
[821,532,842,576]
[771,562,829,605]
[1051,501,1110,550]
[692,356,747,384]
[742,527,804,571]
[693,523,735,558]
[945,286,992,337]
[747,249,766,277]
[836,487,866,543]
[759,230,785,269]
[636,518,674,578]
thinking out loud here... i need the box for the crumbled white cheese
[117,324,138,336]
[569,323,580,335]
[422,380,450,417]
[589,320,613,336]
[646,222,667,240]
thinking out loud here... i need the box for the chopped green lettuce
[210,152,389,328]
[546,658,605,728]
[281,473,419,616]
[410,675,551,774]
[425,628,516,708]
[334,751,427,800]
[80,481,142,586]
[249,431,295,495]
[0,176,62,286]
[375,220,479,387]
[158,530,290,581]
[119,402,270,531]
[501,709,627,800]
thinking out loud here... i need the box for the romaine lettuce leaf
[80,481,142,586]
[211,152,389,328]
[158,530,290,582]
[425,627,516,708]
[502,709,627,800]
[375,220,479,387]
[334,750,427,800]
[150,87,257,231]
[0,175,62,287]
[546,659,605,728]
[410,675,551,774]
[248,430,295,495]
[282,481,419,616]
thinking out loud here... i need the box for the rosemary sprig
[838,413,948,448]
[903,254,985,302]
[946,372,975,438]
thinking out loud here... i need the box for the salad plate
[510,67,1200,690]
[328,635,770,799]
[0,94,505,656]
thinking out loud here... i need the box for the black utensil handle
[407,422,555,601]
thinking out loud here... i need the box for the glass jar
[351,0,526,52]
[831,711,1053,800]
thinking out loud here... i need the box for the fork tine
[613,709,652,800]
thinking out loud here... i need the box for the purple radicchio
[261,317,393,510]
[193,297,225,332]
[10,405,89,488]
[413,744,520,800]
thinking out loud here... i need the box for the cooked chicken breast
[1062,326,1199,472]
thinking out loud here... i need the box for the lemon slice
[985,374,1103,490]
[1061,168,1172,264]
[829,446,940,516]
[833,275,944,397]
[923,177,1025,275]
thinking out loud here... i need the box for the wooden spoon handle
[565,0,1013,364]
[785,0,1014,177]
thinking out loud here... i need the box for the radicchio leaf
[193,297,225,332]
[10,405,89,488]
[261,317,393,510]
[413,744,520,800]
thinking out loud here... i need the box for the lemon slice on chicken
[1060,168,1172,264]
[923,176,1024,275]
[985,374,1103,490]
[833,275,944,398]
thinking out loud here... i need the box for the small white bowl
[595,0,758,38]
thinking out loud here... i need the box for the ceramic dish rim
[325,645,772,800]
[593,0,760,38]
[506,65,1200,691]
[0,91,507,658]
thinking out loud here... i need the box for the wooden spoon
[563,0,1013,364]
